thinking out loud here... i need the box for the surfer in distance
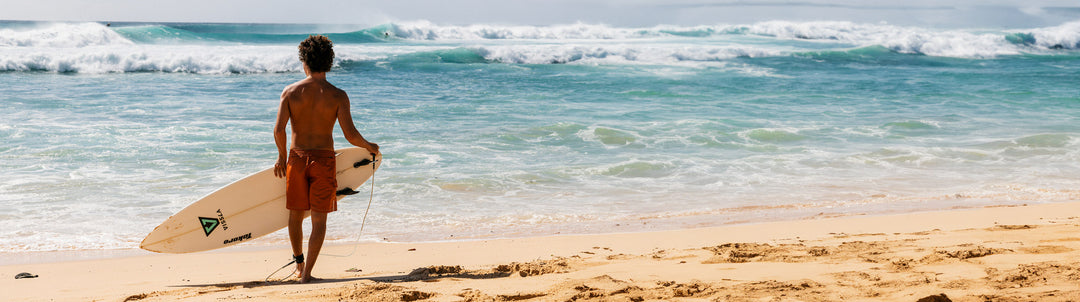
[274,35,379,283]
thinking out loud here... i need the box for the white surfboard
[140,148,381,253]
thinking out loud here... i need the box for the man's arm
[337,92,379,155]
[273,89,291,178]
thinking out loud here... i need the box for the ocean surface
[1,20,1079,253]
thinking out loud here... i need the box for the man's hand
[367,142,380,156]
[274,157,287,178]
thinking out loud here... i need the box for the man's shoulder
[318,82,348,100]
[281,80,306,97]
[330,85,348,98]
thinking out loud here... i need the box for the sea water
[1,20,1079,253]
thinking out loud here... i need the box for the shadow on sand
[171,265,513,289]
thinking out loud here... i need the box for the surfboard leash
[322,156,377,258]
[264,260,298,283]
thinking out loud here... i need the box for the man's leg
[301,211,328,283]
[288,209,306,278]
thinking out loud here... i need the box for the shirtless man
[273,35,379,283]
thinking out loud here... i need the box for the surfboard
[140,148,381,253]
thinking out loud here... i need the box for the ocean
[1,20,1079,253]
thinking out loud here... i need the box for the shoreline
[0,199,1047,266]
[0,199,1049,264]
[4,200,1080,301]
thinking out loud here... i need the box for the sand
[4,201,1080,301]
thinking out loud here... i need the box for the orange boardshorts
[286,149,338,212]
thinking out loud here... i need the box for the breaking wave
[2,20,1078,73]
[0,22,134,47]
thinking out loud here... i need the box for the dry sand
[4,201,1080,301]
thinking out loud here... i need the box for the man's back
[281,78,346,151]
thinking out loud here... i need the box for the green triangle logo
[198,217,219,236]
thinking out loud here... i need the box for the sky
[1,0,1078,28]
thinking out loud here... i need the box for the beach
[4,201,1079,301]
[2,20,1080,301]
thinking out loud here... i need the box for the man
[273,35,379,283]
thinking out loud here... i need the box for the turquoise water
[1,20,1079,252]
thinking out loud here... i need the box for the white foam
[744,21,1029,58]
[0,44,388,73]
[4,21,1077,74]
[0,22,133,48]
[472,43,781,66]
[391,20,1080,58]
[391,20,656,40]
[1024,21,1080,50]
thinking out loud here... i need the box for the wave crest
[385,21,761,40]
[0,46,308,73]
[0,22,133,47]
[473,44,780,65]
[744,20,1080,57]
[390,20,641,40]
[1012,21,1080,50]
[384,20,1080,58]
[3,20,1079,73]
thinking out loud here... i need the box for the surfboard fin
[336,187,360,196]
[354,159,373,167]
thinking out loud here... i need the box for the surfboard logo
[198,217,219,236]
[223,233,252,245]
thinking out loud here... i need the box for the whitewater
[2,20,1079,73]
[1,20,1079,253]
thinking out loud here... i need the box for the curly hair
[298,35,335,72]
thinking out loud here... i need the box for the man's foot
[294,262,305,279]
[299,275,321,284]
